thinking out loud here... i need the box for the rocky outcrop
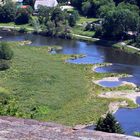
[0,116,139,140]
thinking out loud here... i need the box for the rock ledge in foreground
[0,116,139,140]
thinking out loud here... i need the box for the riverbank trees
[0,42,13,70]
[0,2,16,23]
[95,113,124,134]
[99,3,139,40]
[37,6,79,38]
[0,2,33,24]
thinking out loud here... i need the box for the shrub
[18,27,28,33]
[68,14,76,27]
[0,42,13,60]
[134,132,140,137]
[0,87,9,105]
[0,61,10,71]
[95,113,124,134]
[94,26,103,38]
[0,2,16,23]
[136,34,140,47]
[15,8,30,25]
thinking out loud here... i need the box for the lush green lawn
[77,16,99,25]
[0,43,135,126]
[72,25,95,37]
[0,22,34,31]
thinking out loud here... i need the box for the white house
[34,0,58,10]
[12,0,23,2]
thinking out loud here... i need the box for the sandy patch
[99,91,140,104]
[108,101,128,113]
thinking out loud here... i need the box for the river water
[0,31,140,135]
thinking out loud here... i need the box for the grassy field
[0,22,34,31]
[77,16,99,25]
[0,43,135,126]
[72,25,95,37]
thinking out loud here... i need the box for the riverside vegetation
[0,42,135,126]
[1,0,140,48]
[1,0,140,135]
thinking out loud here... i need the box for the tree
[70,0,84,10]
[95,113,124,134]
[51,7,67,25]
[68,10,79,27]
[57,0,69,3]
[38,6,51,24]
[15,8,30,25]
[0,2,16,23]
[102,5,139,40]
[0,42,13,60]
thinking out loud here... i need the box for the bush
[134,132,140,137]
[136,34,140,47]
[0,61,10,71]
[94,26,103,38]
[0,42,13,60]
[0,87,9,105]
[95,113,124,134]
[0,2,16,23]
[15,8,30,25]
[18,27,28,33]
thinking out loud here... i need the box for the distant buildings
[34,0,58,10]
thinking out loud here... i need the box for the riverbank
[0,41,137,125]
[0,42,127,126]
[99,91,140,105]
[0,24,140,56]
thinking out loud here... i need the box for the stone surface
[0,116,139,140]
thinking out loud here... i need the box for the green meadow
[0,43,135,126]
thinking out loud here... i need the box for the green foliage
[18,27,28,33]
[0,42,13,60]
[15,8,31,25]
[101,4,139,40]
[31,18,40,33]
[0,87,9,105]
[0,43,120,125]
[95,113,124,134]
[68,14,76,27]
[134,132,140,137]
[68,10,79,27]
[57,0,69,3]
[135,34,140,47]
[0,2,16,23]
[38,6,72,39]
[70,0,83,10]
[0,60,10,71]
